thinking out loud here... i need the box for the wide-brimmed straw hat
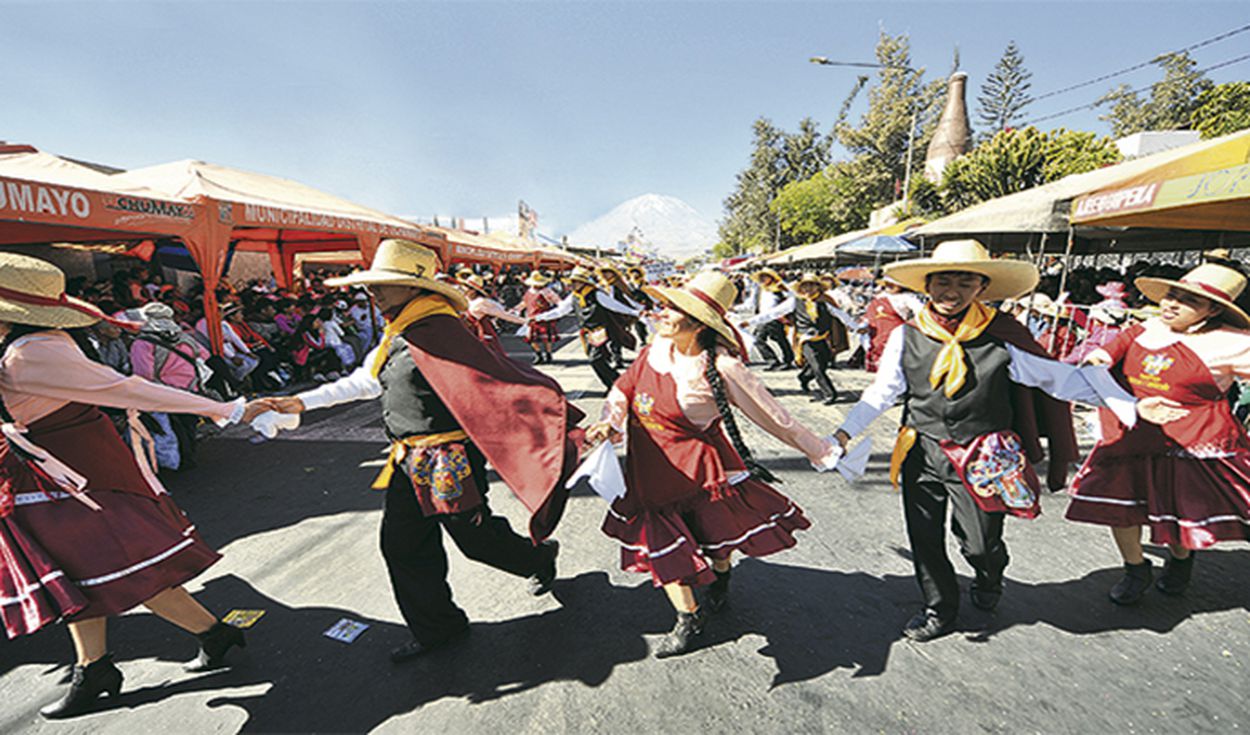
[1136,263,1250,328]
[625,264,646,279]
[566,267,598,288]
[596,263,626,284]
[645,270,749,359]
[884,239,1039,302]
[790,273,824,294]
[0,253,135,330]
[524,271,551,287]
[324,239,468,311]
[752,268,783,284]
[459,274,490,297]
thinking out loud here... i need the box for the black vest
[575,290,607,330]
[792,299,833,337]
[377,338,462,440]
[900,325,1014,444]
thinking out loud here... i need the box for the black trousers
[798,341,837,400]
[633,319,648,345]
[753,320,793,366]
[379,445,547,645]
[588,342,620,388]
[901,434,1009,620]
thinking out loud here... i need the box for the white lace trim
[1148,513,1250,528]
[1070,495,1147,507]
[73,538,196,587]
[13,491,73,506]
[0,570,66,606]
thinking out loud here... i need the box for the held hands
[584,421,621,448]
[832,429,850,451]
[249,396,307,415]
[241,399,272,424]
[1136,395,1189,425]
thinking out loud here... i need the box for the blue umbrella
[838,234,917,254]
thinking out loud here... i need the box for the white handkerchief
[251,410,302,439]
[516,324,531,339]
[566,442,627,503]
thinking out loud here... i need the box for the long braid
[697,328,780,484]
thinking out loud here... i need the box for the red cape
[403,314,585,541]
[984,312,1080,491]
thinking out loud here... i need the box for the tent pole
[1048,227,1076,353]
[1022,232,1048,328]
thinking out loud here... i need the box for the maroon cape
[402,314,584,541]
[984,312,1081,491]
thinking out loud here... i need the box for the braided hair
[696,327,780,484]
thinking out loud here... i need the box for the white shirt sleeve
[530,293,575,323]
[838,326,908,438]
[748,293,796,327]
[596,290,642,317]
[1004,344,1138,428]
[297,345,384,410]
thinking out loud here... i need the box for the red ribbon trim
[0,285,139,330]
[1182,280,1233,302]
[685,287,749,360]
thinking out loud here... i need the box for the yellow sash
[888,427,918,490]
[371,429,470,490]
[370,294,459,379]
[913,301,995,399]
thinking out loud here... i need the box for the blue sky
[3,2,1246,235]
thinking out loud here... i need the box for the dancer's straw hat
[325,239,468,311]
[883,239,1039,302]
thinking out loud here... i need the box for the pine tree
[976,41,1034,136]
[1099,51,1214,136]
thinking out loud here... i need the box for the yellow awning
[1070,128,1250,231]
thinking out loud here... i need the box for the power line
[1030,22,1250,104]
[1022,51,1250,126]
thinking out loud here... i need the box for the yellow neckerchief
[799,294,820,321]
[763,281,783,293]
[913,301,996,399]
[370,294,459,379]
[574,284,594,309]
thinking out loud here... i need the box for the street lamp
[809,56,919,211]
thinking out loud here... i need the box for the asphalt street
[2,329,1248,734]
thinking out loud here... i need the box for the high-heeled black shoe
[185,621,247,672]
[40,653,123,720]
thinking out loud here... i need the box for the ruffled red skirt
[601,479,810,587]
[0,404,220,639]
[1066,447,1250,550]
[526,321,558,345]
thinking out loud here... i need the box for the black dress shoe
[821,396,837,406]
[186,622,247,672]
[902,609,955,642]
[1109,560,1153,605]
[528,540,560,596]
[654,611,704,658]
[390,627,470,664]
[40,654,123,720]
[764,363,784,372]
[1156,552,1196,596]
[969,585,1002,611]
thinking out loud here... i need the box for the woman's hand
[832,429,851,451]
[1136,395,1189,425]
[241,399,272,424]
[584,421,621,448]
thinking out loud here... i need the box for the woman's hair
[695,325,779,484]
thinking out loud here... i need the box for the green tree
[770,158,882,243]
[1099,51,1214,136]
[718,116,831,254]
[1192,81,1250,139]
[939,127,1120,211]
[976,41,1033,136]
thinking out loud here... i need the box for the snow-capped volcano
[568,194,717,259]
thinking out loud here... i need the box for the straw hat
[644,271,749,359]
[883,239,1039,302]
[0,253,133,330]
[324,239,468,311]
[752,268,783,284]
[1089,302,1129,325]
[459,274,490,297]
[596,263,626,284]
[1018,292,1058,317]
[524,271,551,288]
[790,274,824,294]
[566,267,598,289]
[1136,263,1250,328]
[625,264,646,280]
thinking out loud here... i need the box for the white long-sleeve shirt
[747,290,796,327]
[297,345,383,410]
[530,289,641,323]
[837,326,1138,439]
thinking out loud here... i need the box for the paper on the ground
[565,441,626,502]
[835,438,872,481]
[222,609,266,629]
[323,618,370,643]
[251,410,302,439]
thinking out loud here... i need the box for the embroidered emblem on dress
[965,433,1036,509]
[1141,353,1175,377]
[634,393,655,417]
[411,443,472,501]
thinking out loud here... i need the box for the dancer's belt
[371,429,470,490]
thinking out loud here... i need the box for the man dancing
[528,266,640,388]
[262,239,583,662]
[832,240,1140,642]
[743,268,795,371]
[520,271,561,365]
